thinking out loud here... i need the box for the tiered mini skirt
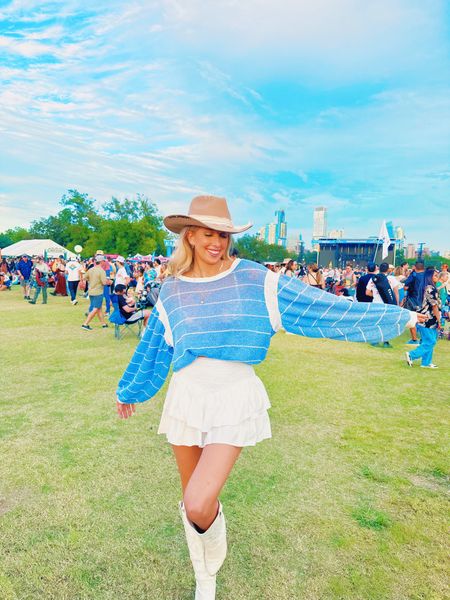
[158,357,272,448]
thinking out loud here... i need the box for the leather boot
[199,502,227,577]
[179,502,216,600]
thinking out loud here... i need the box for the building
[260,210,288,247]
[275,210,287,248]
[328,229,344,239]
[443,250,450,259]
[317,238,395,268]
[406,244,416,259]
[313,207,327,239]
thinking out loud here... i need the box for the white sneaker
[405,352,413,367]
[421,364,438,369]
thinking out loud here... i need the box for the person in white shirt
[66,257,82,305]
[366,264,400,305]
[114,256,130,288]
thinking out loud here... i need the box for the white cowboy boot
[179,502,216,600]
[199,501,227,577]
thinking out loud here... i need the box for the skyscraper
[260,210,288,247]
[313,207,327,239]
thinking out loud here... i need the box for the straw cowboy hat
[164,195,252,234]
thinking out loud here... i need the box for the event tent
[0,239,77,259]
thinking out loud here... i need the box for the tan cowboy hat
[163,195,252,234]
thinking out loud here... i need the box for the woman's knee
[183,491,217,525]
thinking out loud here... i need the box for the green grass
[1,287,449,600]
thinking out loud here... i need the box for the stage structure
[317,238,395,268]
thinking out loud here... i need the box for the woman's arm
[116,307,173,405]
[275,274,422,344]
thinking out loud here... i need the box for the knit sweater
[116,259,415,404]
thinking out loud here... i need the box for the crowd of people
[0,251,168,330]
[1,251,448,366]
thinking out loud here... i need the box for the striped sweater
[116,258,415,404]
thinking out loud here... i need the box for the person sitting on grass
[114,284,151,327]
[0,271,11,291]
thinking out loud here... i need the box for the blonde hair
[167,226,233,278]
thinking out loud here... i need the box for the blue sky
[0,0,449,251]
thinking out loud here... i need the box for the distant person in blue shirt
[115,195,426,600]
[16,254,33,300]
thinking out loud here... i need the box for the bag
[402,296,419,311]
[372,274,396,305]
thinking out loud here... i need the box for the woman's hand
[116,399,136,419]
[416,312,427,324]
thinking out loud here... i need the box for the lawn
[1,287,448,600]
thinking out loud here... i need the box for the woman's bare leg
[183,444,242,530]
[172,444,203,493]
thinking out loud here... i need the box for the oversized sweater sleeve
[116,307,173,404]
[276,274,416,343]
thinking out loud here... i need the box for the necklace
[191,259,225,279]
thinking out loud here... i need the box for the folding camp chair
[109,295,143,340]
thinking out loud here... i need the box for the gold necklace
[192,259,225,279]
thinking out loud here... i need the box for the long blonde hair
[167,226,233,278]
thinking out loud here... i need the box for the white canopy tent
[0,239,77,259]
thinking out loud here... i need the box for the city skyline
[0,1,449,252]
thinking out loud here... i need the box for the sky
[0,0,449,252]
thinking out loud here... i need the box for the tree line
[0,190,298,262]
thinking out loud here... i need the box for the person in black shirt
[114,284,151,327]
[356,262,377,302]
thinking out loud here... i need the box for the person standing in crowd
[403,260,426,346]
[366,262,399,348]
[280,259,296,277]
[303,263,325,288]
[114,256,130,289]
[342,264,357,296]
[115,195,425,600]
[97,251,114,315]
[81,255,108,331]
[51,256,68,297]
[16,254,33,300]
[406,268,441,368]
[28,256,50,304]
[66,255,82,305]
[356,262,377,302]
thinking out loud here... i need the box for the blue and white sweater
[117,259,415,404]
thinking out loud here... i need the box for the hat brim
[163,215,253,235]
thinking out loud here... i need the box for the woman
[52,256,68,296]
[406,268,441,368]
[303,263,324,289]
[280,259,296,277]
[116,195,423,600]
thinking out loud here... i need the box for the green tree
[0,227,32,247]
[84,195,167,257]
[234,235,292,263]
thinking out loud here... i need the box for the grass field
[1,287,449,600]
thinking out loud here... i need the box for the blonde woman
[116,195,424,600]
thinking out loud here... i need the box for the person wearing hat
[115,195,426,599]
[28,256,50,304]
[81,255,108,331]
[16,254,33,300]
[113,256,130,288]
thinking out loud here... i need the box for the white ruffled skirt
[157,357,272,448]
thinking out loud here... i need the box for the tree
[234,235,292,263]
[0,227,32,247]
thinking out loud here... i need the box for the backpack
[372,273,396,305]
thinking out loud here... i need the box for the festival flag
[379,220,391,259]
